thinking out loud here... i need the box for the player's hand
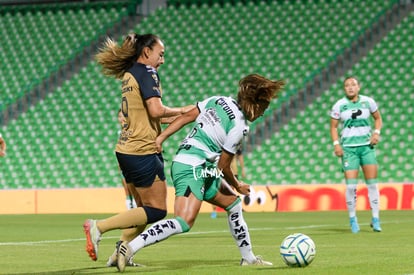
[235,182,251,196]
[155,136,164,153]
[370,133,380,145]
[334,144,343,157]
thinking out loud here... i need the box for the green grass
[0,210,413,275]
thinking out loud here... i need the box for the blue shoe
[370,217,382,232]
[210,211,217,219]
[350,217,360,233]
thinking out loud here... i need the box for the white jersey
[173,96,249,166]
[330,94,378,147]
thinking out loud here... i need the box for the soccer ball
[279,233,316,267]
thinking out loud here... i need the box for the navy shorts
[116,152,166,187]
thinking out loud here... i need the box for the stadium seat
[0,3,129,110]
[1,1,412,189]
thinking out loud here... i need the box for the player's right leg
[342,147,361,233]
[83,219,101,261]
[117,198,197,272]
[344,179,359,233]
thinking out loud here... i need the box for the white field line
[0,227,275,246]
[286,219,414,230]
[0,219,410,246]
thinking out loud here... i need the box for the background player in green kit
[115,74,285,272]
[330,76,383,233]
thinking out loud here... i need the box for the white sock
[345,184,357,218]
[226,201,256,263]
[125,197,136,210]
[367,183,380,218]
[128,218,184,253]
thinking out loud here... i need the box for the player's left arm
[370,109,382,145]
[238,153,246,178]
[218,150,250,196]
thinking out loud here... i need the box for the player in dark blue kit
[83,33,194,264]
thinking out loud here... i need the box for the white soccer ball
[279,233,316,267]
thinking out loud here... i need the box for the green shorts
[171,161,221,201]
[341,145,378,171]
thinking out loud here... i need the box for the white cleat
[240,255,273,266]
[83,219,101,261]
[107,241,144,267]
[117,241,134,272]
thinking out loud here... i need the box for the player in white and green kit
[172,95,249,201]
[330,76,383,233]
[115,74,285,272]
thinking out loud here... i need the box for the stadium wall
[0,183,413,214]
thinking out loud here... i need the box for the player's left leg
[361,146,381,232]
[107,184,144,267]
[106,227,145,267]
[209,183,272,266]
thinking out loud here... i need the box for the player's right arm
[146,97,195,119]
[330,118,343,157]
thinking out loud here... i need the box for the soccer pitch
[0,210,413,275]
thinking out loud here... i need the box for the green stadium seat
[0,3,131,110]
[1,1,411,189]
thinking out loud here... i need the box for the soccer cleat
[107,241,144,267]
[107,247,118,267]
[370,217,382,232]
[117,241,134,272]
[350,216,360,233]
[83,219,101,261]
[210,211,217,219]
[240,255,273,266]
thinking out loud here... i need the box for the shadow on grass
[4,260,285,274]
[5,266,112,275]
